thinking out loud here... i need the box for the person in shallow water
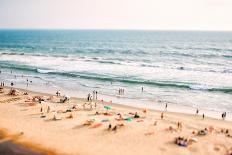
[222,112,227,120]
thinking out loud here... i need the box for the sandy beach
[0,86,232,155]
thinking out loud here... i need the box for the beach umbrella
[104,105,112,113]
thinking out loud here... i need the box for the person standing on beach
[93,90,95,100]
[196,108,199,115]
[165,103,168,111]
[87,93,91,101]
[161,112,164,119]
[142,86,144,92]
[202,113,205,120]
[96,91,98,100]
[222,112,227,120]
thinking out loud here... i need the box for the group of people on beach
[86,90,98,102]
[118,88,125,94]
[0,82,5,87]
[92,90,98,100]
[56,90,61,96]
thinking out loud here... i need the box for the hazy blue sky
[0,0,232,30]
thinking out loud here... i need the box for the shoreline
[5,85,232,121]
[1,69,231,121]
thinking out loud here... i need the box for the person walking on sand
[96,91,98,100]
[93,90,95,100]
[87,93,90,101]
[165,103,168,111]
[202,113,205,120]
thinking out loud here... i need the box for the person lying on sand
[115,113,124,121]
[165,126,177,132]
[175,136,191,147]
[83,119,95,126]
[108,123,125,132]
[154,121,158,126]
[161,112,164,119]
[134,112,140,118]
[66,113,73,119]
[197,129,208,136]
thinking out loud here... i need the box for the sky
[0,0,232,31]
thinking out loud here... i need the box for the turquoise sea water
[0,30,232,115]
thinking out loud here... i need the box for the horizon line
[0,28,232,32]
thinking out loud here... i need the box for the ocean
[0,30,232,117]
